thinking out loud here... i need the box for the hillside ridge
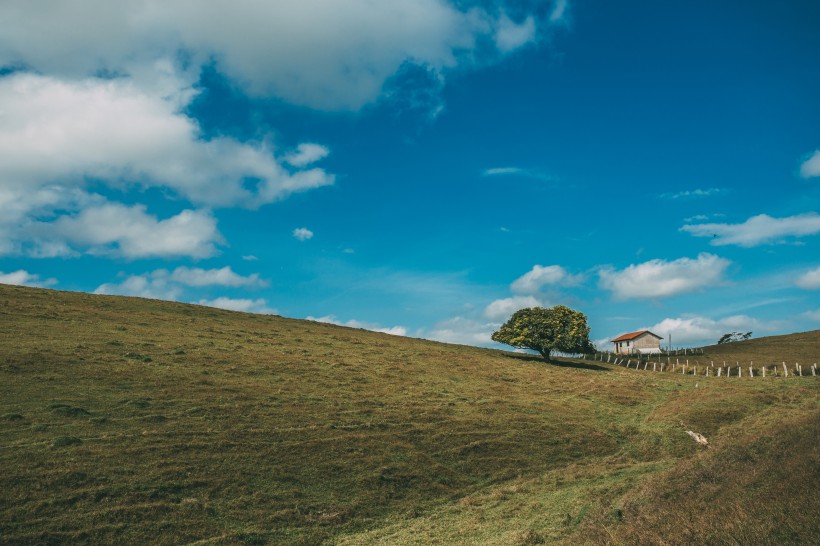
[1,284,818,545]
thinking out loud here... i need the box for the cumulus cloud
[0,72,334,258]
[293,228,314,241]
[197,297,277,314]
[511,264,581,294]
[0,0,552,112]
[170,266,267,288]
[796,266,820,290]
[800,150,820,178]
[424,316,496,346]
[645,314,777,346]
[598,253,730,300]
[307,315,407,336]
[484,295,545,320]
[95,266,266,300]
[95,271,183,301]
[47,204,222,259]
[0,73,334,209]
[0,270,57,288]
[681,213,820,247]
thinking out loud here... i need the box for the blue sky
[1,0,819,349]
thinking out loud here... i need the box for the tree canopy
[717,331,752,344]
[491,305,593,361]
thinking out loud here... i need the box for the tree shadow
[506,353,610,372]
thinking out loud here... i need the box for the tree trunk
[539,349,552,362]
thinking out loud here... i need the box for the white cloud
[645,314,776,346]
[46,203,222,259]
[284,143,330,167]
[796,266,820,290]
[307,315,407,336]
[0,1,554,112]
[484,295,545,320]
[598,253,730,300]
[0,73,334,209]
[495,14,536,53]
[0,72,334,258]
[482,166,553,182]
[660,188,724,199]
[802,309,820,322]
[424,316,496,346]
[95,266,266,300]
[511,264,581,294]
[293,228,314,241]
[681,213,820,247]
[799,150,820,178]
[483,167,525,176]
[684,214,709,222]
[170,266,267,288]
[0,270,57,288]
[95,270,182,300]
[197,297,277,314]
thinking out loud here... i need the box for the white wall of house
[612,332,662,354]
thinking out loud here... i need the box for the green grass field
[1,284,817,545]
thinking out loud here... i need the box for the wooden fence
[582,352,817,378]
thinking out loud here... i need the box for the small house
[611,330,663,355]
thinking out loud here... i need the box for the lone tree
[492,305,593,362]
[717,331,752,344]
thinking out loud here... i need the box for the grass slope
[1,285,817,545]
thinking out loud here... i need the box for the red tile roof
[611,330,662,342]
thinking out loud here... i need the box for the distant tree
[491,305,593,361]
[717,331,752,344]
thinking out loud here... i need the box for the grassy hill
[1,284,817,545]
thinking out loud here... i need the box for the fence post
[813,364,817,376]
[738,366,741,377]
[653,362,657,372]
[783,362,788,377]
[718,367,722,377]
[762,366,766,378]
[798,364,802,377]
[749,366,754,377]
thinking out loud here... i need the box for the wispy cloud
[598,253,730,300]
[660,188,724,200]
[681,213,820,247]
[482,167,553,182]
